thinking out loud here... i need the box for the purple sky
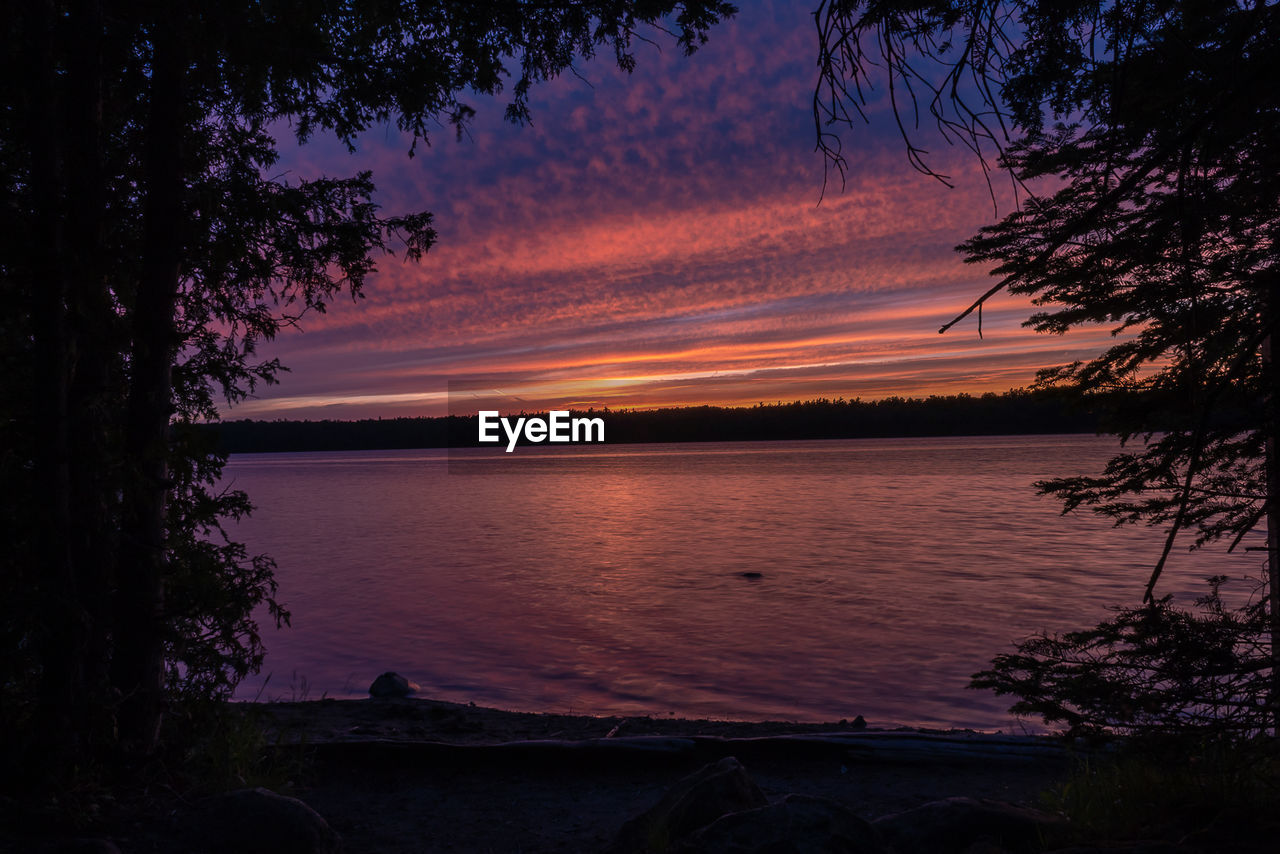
[230,1,1112,419]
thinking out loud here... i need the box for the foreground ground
[72,698,1072,853]
[7,699,1277,853]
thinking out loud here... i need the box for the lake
[222,435,1260,730]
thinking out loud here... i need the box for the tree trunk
[65,0,115,743]
[24,0,84,776]
[113,5,185,756]
[1263,330,1280,736]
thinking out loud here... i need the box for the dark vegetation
[973,576,1275,739]
[819,0,1280,846]
[1,0,735,821]
[1035,734,1280,852]
[820,0,1280,726]
[205,389,1100,453]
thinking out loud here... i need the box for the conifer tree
[1,0,733,780]
[815,0,1280,727]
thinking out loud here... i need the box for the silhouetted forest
[205,389,1101,453]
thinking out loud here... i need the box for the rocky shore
[15,695,1261,853]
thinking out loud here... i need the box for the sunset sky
[232,0,1115,420]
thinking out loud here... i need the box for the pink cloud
[230,2,1109,421]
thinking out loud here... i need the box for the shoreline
[251,695,1056,749]
[250,697,1078,853]
[17,696,1278,853]
[6,697,1087,853]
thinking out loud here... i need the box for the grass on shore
[1043,736,1280,851]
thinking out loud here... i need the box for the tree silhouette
[1,0,734,781]
[815,1,1280,725]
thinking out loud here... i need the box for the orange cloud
[230,2,1110,421]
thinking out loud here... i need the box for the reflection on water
[223,435,1262,730]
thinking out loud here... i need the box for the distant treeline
[204,390,1102,454]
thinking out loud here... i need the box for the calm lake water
[223,435,1262,730]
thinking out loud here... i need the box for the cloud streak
[232,1,1109,420]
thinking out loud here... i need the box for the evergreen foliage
[817,0,1280,732]
[1,0,733,784]
[203,389,1099,452]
